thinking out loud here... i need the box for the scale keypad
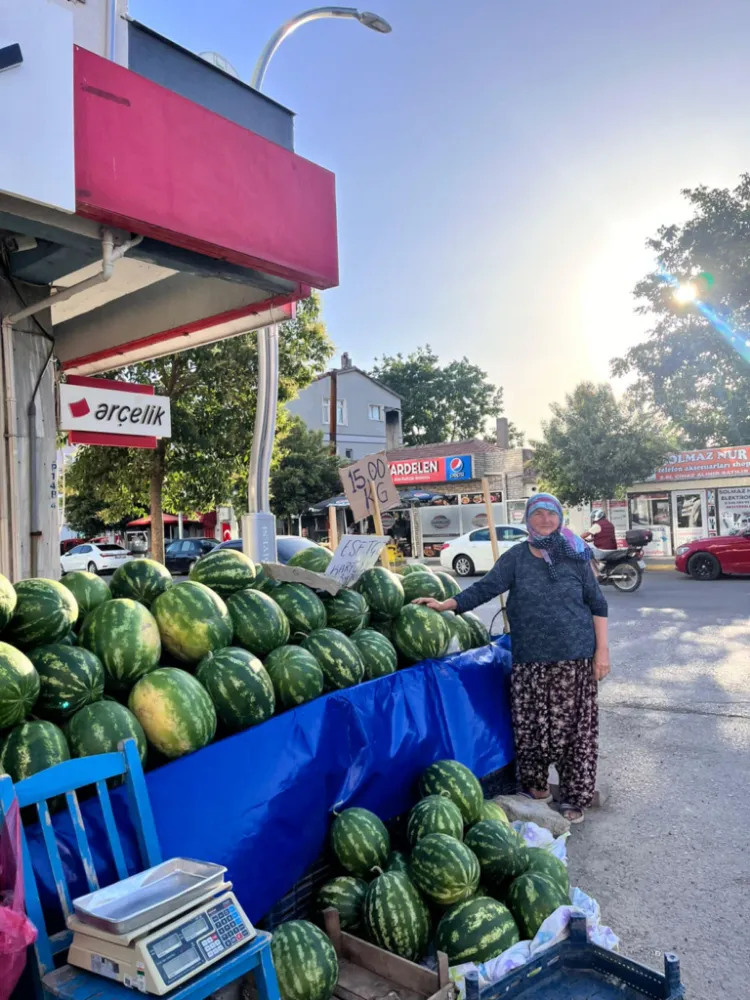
[207,898,251,950]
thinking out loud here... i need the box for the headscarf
[524,493,591,579]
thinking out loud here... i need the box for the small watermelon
[407,795,464,846]
[392,605,450,663]
[226,589,290,657]
[27,644,105,721]
[506,872,570,940]
[464,820,530,887]
[264,646,324,710]
[350,629,397,680]
[409,833,480,906]
[356,568,404,621]
[110,559,173,606]
[434,570,461,600]
[196,647,275,731]
[525,848,569,895]
[250,566,280,595]
[401,572,444,603]
[300,629,364,691]
[128,667,216,759]
[270,920,338,1000]
[66,701,147,764]
[272,584,326,638]
[6,579,78,649]
[436,897,519,964]
[419,759,484,825]
[441,611,474,652]
[480,800,510,825]
[316,876,368,931]
[331,807,390,877]
[400,564,435,576]
[0,641,40,727]
[79,599,161,695]
[0,573,16,632]
[322,590,369,635]
[60,571,111,625]
[0,720,69,781]
[189,548,256,597]
[461,611,491,648]
[152,582,232,665]
[368,619,396,643]
[287,545,333,573]
[364,872,431,961]
[385,850,410,875]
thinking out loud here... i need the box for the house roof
[311,366,402,401]
[385,439,501,461]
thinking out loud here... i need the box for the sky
[132,0,750,438]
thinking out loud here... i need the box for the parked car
[60,542,133,576]
[675,532,750,580]
[164,537,220,574]
[216,536,319,563]
[440,524,529,577]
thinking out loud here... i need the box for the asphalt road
[460,568,750,1000]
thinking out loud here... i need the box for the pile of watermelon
[0,548,491,787]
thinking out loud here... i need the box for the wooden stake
[328,504,339,550]
[482,477,509,633]
[369,481,390,568]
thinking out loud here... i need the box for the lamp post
[244,7,392,564]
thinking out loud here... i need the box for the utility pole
[329,368,338,456]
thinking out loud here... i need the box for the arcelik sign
[59,376,172,450]
[655,446,750,482]
[388,454,474,486]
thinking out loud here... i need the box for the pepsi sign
[389,454,473,485]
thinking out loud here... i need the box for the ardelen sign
[59,376,171,449]
[388,454,473,485]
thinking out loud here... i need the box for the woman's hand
[412,597,457,613]
[593,647,611,681]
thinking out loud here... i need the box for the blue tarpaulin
[26,639,514,926]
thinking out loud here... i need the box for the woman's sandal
[519,788,553,804]
[559,803,585,824]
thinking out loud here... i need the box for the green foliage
[612,175,750,446]
[371,346,503,445]
[531,383,671,505]
[270,416,343,521]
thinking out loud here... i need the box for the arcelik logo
[69,396,166,428]
[68,398,90,418]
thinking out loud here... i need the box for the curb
[645,563,675,572]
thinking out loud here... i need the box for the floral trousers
[510,658,598,809]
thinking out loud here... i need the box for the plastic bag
[0,799,38,1000]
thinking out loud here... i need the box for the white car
[61,542,133,576]
[440,524,529,577]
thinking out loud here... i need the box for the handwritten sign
[325,535,389,588]
[340,452,400,521]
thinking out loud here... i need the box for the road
[461,568,750,1000]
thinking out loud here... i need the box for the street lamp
[244,7,392,565]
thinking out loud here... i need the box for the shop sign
[388,454,473,485]
[718,487,750,535]
[60,376,171,449]
[340,452,400,521]
[655,447,750,481]
[325,536,389,588]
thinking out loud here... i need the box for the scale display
[147,897,250,986]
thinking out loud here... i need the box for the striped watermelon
[189,548,256,597]
[196,647,275,731]
[392,605,450,663]
[350,629,397,680]
[480,800,510,825]
[27,644,105,721]
[264,646,324,710]
[0,642,39,728]
[436,897,519,964]
[331,807,390,877]
[464,820,530,887]
[461,611,490,648]
[364,872,431,961]
[272,584,326,637]
[316,876,368,931]
[441,611,474,652]
[385,851,410,875]
[152,582,232,665]
[407,795,464,846]
[419,759,484,825]
[409,833,480,906]
[128,667,216,759]
[270,920,338,1000]
[6,579,78,649]
[300,629,364,691]
[525,848,569,895]
[251,566,280,595]
[368,619,396,643]
[60,633,76,647]
[0,720,69,782]
[401,572,444,603]
[110,559,173,606]
[399,564,435,576]
[287,545,333,573]
[66,701,147,764]
[356,568,404,621]
[226,589,290,657]
[60,571,111,625]
[322,590,369,635]
[0,573,16,633]
[434,571,461,600]
[506,872,569,940]
[79,599,161,694]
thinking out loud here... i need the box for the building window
[345,448,354,459]
[322,398,347,426]
[368,404,384,421]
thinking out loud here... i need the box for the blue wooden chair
[0,738,281,1000]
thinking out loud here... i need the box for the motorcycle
[589,529,652,593]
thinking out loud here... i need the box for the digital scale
[67,858,256,995]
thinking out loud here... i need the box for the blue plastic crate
[465,915,685,1000]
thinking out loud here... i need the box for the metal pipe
[28,340,54,578]
[248,327,270,513]
[0,319,21,580]
[108,0,118,62]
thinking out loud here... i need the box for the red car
[675,533,750,580]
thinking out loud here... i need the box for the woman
[416,493,610,824]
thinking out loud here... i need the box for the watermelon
[0,573,16,633]
[369,619,396,643]
[331,807,390,877]
[152,581,233,665]
[287,545,333,573]
[356,568,404,621]
[322,590,369,635]
[436,897,520,964]
[196,647,275,731]
[350,629,397,680]
[392,605,450,663]
[409,833,480,906]
[385,851,410,875]
[60,632,77,646]
[0,720,69,781]
[461,611,491,649]
[189,548,256,597]
[300,629,364,691]
[506,872,570,940]
[251,566,280,595]
[399,564,434,576]
[270,920,338,1000]
[401,572,444,603]
[264,646,324,710]
[60,571,111,626]
[464,820,530,888]
[419,759,484,825]
[316,876,368,931]
[434,571,461,601]
[128,667,216,759]
[525,848,569,895]
[226,589,290,657]
[441,611,474,652]
[66,701,147,764]
[272,584,326,637]
[363,872,431,961]
[407,795,464,846]
[480,800,510,825]
[79,599,161,694]
[27,644,105,721]
[6,579,78,649]
[0,642,40,728]
[110,559,172,606]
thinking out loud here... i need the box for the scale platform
[68,858,256,995]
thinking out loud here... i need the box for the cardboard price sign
[340,452,400,521]
[325,536,389,588]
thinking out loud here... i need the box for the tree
[270,415,343,528]
[371,346,504,445]
[65,295,333,560]
[531,383,672,505]
[612,175,750,446]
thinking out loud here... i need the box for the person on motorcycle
[582,509,617,558]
